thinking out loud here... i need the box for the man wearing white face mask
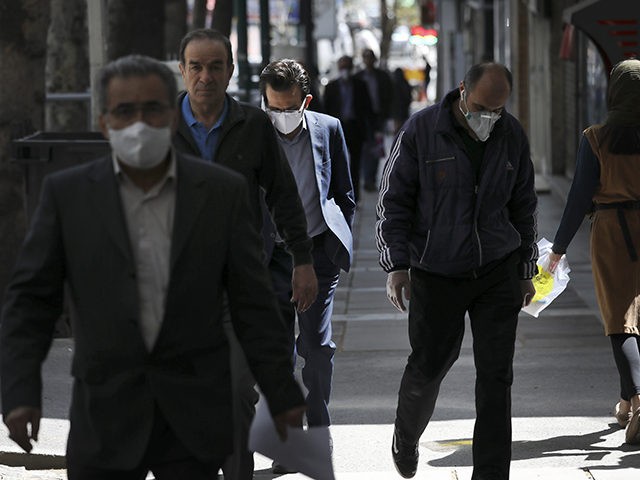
[0,55,307,479]
[377,62,538,480]
[259,59,355,473]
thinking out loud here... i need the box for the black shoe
[272,460,297,474]
[392,429,418,478]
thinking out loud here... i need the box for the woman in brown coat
[549,59,640,446]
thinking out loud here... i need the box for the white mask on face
[339,69,350,80]
[263,97,307,135]
[108,121,171,169]
[459,90,501,142]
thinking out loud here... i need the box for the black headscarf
[606,59,640,127]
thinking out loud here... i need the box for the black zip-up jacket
[173,92,312,266]
[376,89,538,278]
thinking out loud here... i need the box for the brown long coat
[586,126,640,335]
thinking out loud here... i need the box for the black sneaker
[391,429,418,478]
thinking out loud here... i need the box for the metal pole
[234,0,250,101]
[87,0,108,130]
[483,0,494,61]
[300,0,315,68]
[259,0,271,70]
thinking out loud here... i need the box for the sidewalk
[1,176,640,479]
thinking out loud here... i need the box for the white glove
[386,270,411,312]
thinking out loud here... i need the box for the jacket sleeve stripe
[376,131,405,272]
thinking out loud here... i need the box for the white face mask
[339,69,350,80]
[459,90,501,142]
[108,121,171,169]
[262,97,306,135]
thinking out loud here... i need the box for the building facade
[434,0,634,180]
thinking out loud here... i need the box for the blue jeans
[271,236,341,426]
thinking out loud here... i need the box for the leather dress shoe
[392,428,418,478]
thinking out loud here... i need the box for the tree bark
[379,0,396,69]
[46,0,89,132]
[0,0,50,305]
[165,0,188,60]
[108,0,165,60]
[211,0,233,37]
[192,0,208,29]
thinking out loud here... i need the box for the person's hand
[386,270,410,312]
[4,406,41,453]
[272,405,306,442]
[520,279,536,307]
[547,252,563,273]
[291,264,318,313]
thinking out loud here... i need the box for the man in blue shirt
[172,29,317,480]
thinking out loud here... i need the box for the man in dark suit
[0,55,305,480]
[355,48,393,192]
[259,59,355,473]
[323,55,374,203]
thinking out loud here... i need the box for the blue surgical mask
[459,90,501,142]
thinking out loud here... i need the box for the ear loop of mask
[459,88,472,118]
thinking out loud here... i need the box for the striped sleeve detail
[375,131,405,272]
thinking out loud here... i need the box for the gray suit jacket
[0,152,304,469]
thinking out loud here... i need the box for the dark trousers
[222,237,340,478]
[361,116,385,190]
[67,404,224,480]
[341,120,365,203]
[222,320,259,480]
[221,244,296,480]
[271,237,341,427]
[395,257,521,480]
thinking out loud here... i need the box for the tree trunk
[0,0,50,305]
[379,0,396,69]
[211,0,233,37]
[165,0,188,60]
[108,0,165,60]
[192,0,208,29]
[46,0,89,132]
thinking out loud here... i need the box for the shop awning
[563,0,639,70]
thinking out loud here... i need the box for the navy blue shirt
[181,94,228,163]
[552,134,600,254]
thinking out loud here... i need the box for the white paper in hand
[522,237,571,317]
[248,396,335,480]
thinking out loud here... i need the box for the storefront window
[584,39,608,127]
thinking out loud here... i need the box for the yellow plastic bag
[522,238,571,317]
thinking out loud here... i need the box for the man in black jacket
[355,48,393,192]
[377,63,537,480]
[323,55,374,203]
[172,29,316,479]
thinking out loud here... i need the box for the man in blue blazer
[0,55,305,479]
[258,60,355,471]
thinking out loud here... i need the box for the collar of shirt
[112,148,177,191]
[181,94,228,162]
[182,93,228,131]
